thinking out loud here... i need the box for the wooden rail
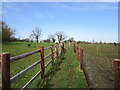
[73,43,93,89]
[74,42,120,89]
[10,60,41,83]
[10,49,40,62]
[1,42,67,89]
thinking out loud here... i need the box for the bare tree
[48,34,56,43]
[56,31,67,43]
[68,37,74,42]
[29,33,34,42]
[31,27,42,43]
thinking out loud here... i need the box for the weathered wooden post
[114,59,120,89]
[61,42,64,53]
[59,44,61,54]
[69,41,70,48]
[64,42,66,50]
[77,45,80,61]
[67,41,69,49]
[56,43,59,58]
[2,53,10,89]
[77,46,83,70]
[80,47,83,70]
[74,42,76,53]
[51,45,54,65]
[76,44,78,56]
[75,42,77,53]
[40,46,44,79]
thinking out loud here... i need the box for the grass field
[35,47,87,88]
[2,41,54,88]
[2,41,87,88]
[1,42,118,88]
[79,43,118,88]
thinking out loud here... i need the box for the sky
[2,2,118,43]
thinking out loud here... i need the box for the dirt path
[35,47,87,88]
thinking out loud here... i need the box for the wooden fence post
[76,44,78,55]
[74,42,76,53]
[2,53,10,89]
[61,42,64,53]
[77,45,80,61]
[67,42,69,49]
[51,45,54,65]
[80,47,83,70]
[114,59,120,89]
[69,42,70,48]
[59,44,61,54]
[64,42,66,50]
[77,46,83,70]
[56,43,59,58]
[40,46,44,79]
[60,43,62,53]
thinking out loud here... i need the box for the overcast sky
[2,2,118,42]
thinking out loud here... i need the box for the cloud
[57,3,81,10]
[96,4,117,9]
[2,0,119,2]
[22,3,39,11]
[35,12,43,18]
[51,2,117,11]
[3,3,20,19]
[3,2,22,12]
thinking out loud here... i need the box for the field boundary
[73,42,120,89]
[1,42,120,89]
[1,42,69,89]
[73,43,93,88]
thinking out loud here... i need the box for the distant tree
[31,26,42,43]
[46,39,50,43]
[10,36,20,41]
[2,21,16,41]
[92,39,95,43]
[48,34,56,43]
[56,31,67,43]
[99,41,102,44]
[23,38,29,42]
[103,42,106,44]
[68,37,74,42]
[29,34,34,42]
[114,42,116,46]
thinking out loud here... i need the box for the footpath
[36,47,87,88]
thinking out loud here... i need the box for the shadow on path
[35,53,66,89]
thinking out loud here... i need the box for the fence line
[10,49,40,63]
[1,41,119,89]
[1,42,69,89]
[73,42,93,89]
[73,42,120,89]
[10,60,41,83]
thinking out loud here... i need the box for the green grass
[2,41,87,88]
[35,47,87,88]
[79,43,118,88]
[2,42,85,88]
[3,41,117,88]
[2,41,54,88]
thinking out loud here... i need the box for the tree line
[1,21,118,45]
[1,21,72,43]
